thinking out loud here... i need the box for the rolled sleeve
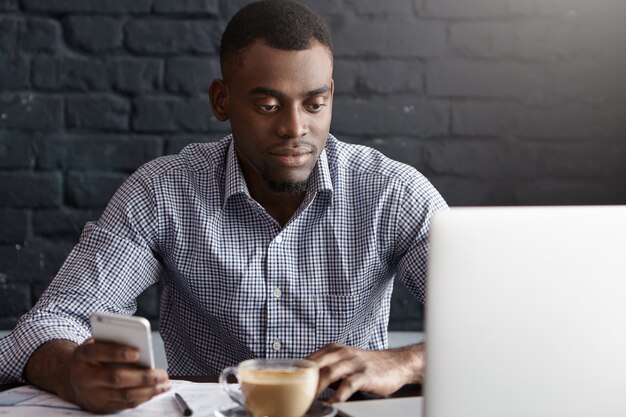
[0,174,163,384]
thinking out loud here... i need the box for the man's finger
[308,343,354,370]
[91,367,169,389]
[315,356,365,398]
[330,374,366,403]
[75,341,140,366]
[85,382,171,414]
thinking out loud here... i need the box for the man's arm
[25,339,170,414]
[307,343,424,402]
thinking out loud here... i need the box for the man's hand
[25,339,170,414]
[307,343,424,403]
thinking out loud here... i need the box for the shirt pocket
[314,290,374,350]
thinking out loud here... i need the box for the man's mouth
[269,147,313,167]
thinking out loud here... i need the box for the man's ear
[209,79,229,121]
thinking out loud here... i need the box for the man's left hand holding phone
[24,311,171,414]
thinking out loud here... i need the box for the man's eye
[307,103,326,112]
[258,104,279,113]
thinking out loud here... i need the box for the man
[0,0,446,413]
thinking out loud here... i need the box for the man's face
[214,40,334,194]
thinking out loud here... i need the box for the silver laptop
[424,205,626,417]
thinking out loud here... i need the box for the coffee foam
[240,367,317,384]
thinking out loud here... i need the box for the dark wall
[1,0,625,331]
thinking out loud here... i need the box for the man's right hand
[25,339,170,414]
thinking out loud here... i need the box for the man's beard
[265,179,308,194]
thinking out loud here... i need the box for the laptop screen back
[424,206,626,417]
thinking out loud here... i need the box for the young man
[0,0,446,412]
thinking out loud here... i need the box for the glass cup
[219,358,319,417]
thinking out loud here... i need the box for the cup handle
[219,366,245,407]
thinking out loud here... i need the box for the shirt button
[274,235,283,244]
[273,287,282,298]
[272,340,282,351]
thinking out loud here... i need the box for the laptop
[423,205,626,417]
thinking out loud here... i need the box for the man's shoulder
[134,136,231,181]
[327,135,423,184]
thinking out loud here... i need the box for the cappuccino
[240,367,318,417]
[220,359,319,417]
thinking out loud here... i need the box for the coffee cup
[219,358,319,417]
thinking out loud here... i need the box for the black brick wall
[1,0,625,331]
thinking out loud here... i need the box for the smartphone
[90,311,155,369]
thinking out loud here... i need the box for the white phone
[90,311,155,369]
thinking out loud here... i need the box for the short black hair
[220,0,333,77]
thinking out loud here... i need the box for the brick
[295,0,346,15]
[221,0,258,19]
[419,0,509,18]
[125,19,221,55]
[450,22,516,59]
[453,100,626,140]
[514,19,568,61]
[552,12,625,60]
[110,58,163,94]
[33,208,100,239]
[518,102,625,140]
[426,60,548,99]
[422,139,531,180]
[331,96,448,137]
[333,16,445,58]
[153,0,219,14]
[0,284,30,316]
[165,57,220,94]
[429,176,516,206]
[40,135,162,170]
[426,136,626,186]
[165,135,221,155]
[0,0,19,11]
[33,56,162,94]
[0,134,36,169]
[0,209,28,243]
[0,172,62,208]
[523,140,626,180]
[136,284,160,318]
[33,57,110,91]
[346,0,414,15]
[333,59,423,94]
[21,0,152,13]
[453,101,515,136]
[66,94,130,131]
[67,172,128,208]
[552,59,626,99]
[0,240,74,284]
[342,136,424,168]
[133,97,226,132]
[389,280,423,331]
[0,55,29,90]
[0,94,63,132]
[508,0,612,18]
[0,17,60,52]
[65,16,124,52]
[0,317,19,328]
[514,179,626,205]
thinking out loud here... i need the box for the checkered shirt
[0,134,447,383]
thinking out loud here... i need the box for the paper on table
[334,397,423,417]
[0,380,238,417]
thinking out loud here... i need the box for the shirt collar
[224,137,249,204]
[223,136,334,207]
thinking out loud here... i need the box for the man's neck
[250,187,305,227]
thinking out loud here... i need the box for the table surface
[1,375,421,400]
[179,375,421,400]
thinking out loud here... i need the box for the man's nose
[275,106,307,139]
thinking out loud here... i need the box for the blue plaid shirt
[0,134,446,382]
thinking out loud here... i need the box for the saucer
[214,400,337,417]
